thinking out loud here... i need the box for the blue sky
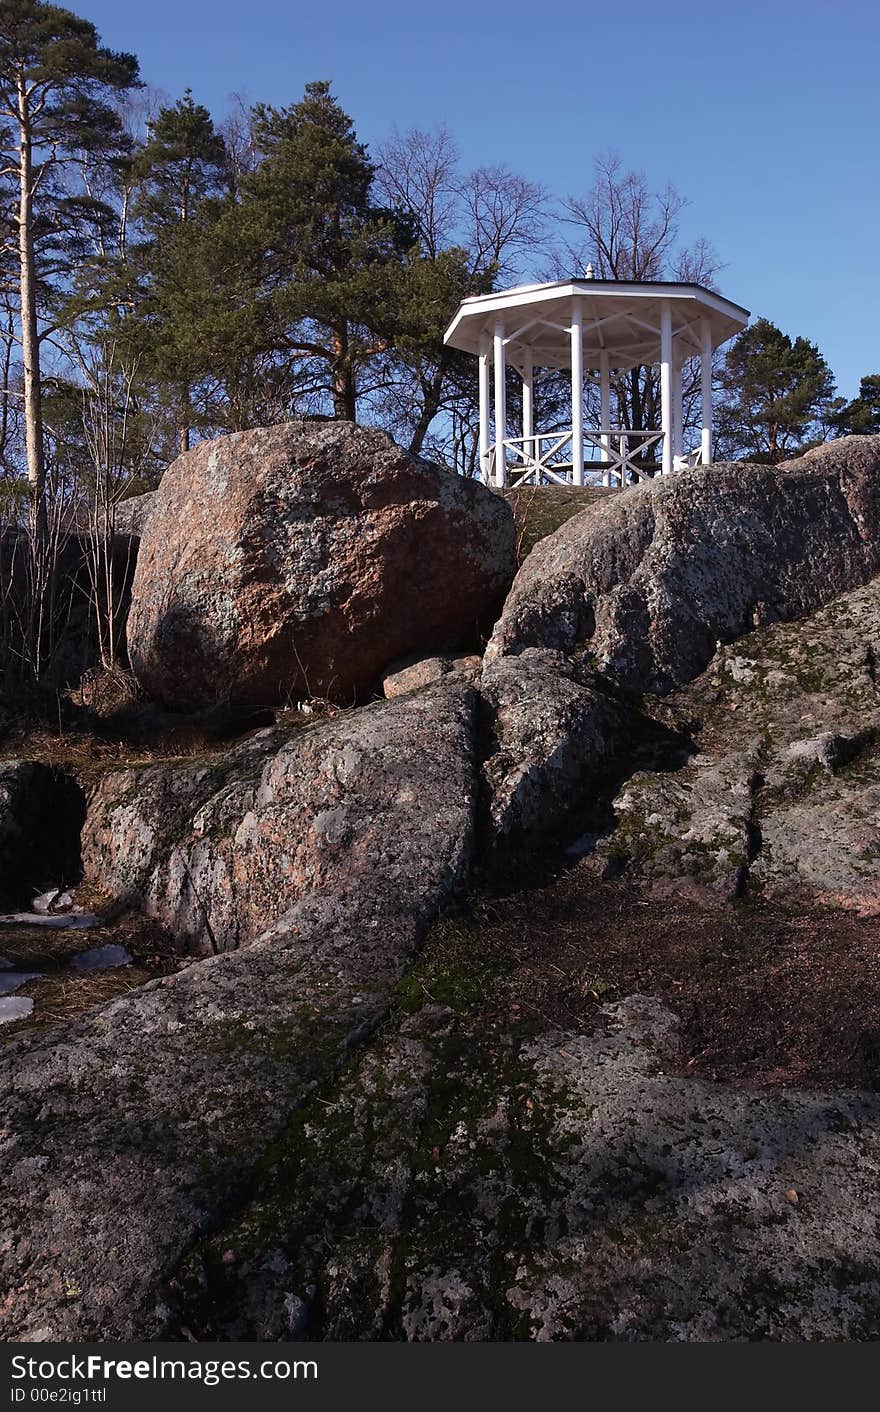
[84,0,877,397]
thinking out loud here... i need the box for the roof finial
[584,262,595,279]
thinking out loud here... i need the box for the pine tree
[833,374,880,437]
[137,195,290,435]
[0,0,139,528]
[717,317,836,462]
[131,91,227,450]
[133,90,227,232]
[242,82,414,420]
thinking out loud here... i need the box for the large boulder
[486,436,880,695]
[81,682,478,955]
[0,681,479,1340]
[127,421,515,710]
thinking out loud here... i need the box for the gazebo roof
[443,278,750,372]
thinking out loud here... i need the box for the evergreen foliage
[716,317,837,462]
[0,0,871,523]
[832,374,880,437]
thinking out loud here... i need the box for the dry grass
[0,720,167,778]
[26,966,156,1025]
[501,485,617,561]
[71,664,143,718]
[0,903,192,1041]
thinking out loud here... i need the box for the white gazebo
[443,278,749,487]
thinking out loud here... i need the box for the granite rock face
[127,421,515,710]
[113,489,156,540]
[8,436,880,1343]
[164,994,880,1342]
[487,436,880,695]
[81,683,478,954]
[0,684,479,1341]
[596,574,880,909]
[479,650,633,855]
[382,653,481,699]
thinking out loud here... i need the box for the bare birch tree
[557,152,720,457]
[375,127,549,459]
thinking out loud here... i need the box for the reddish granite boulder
[127,421,515,709]
[381,652,481,698]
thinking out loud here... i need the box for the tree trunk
[0,304,13,466]
[16,78,46,535]
[408,360,448,456]
[331,323,356,420]
[627,368,639,431]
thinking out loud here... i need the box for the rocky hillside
[2,429,880,1341]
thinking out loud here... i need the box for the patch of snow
[0,971,43,997]
[0,995,33,1025]
[0,911,99,930]
[32,888,74,915]
[69,944,132,972]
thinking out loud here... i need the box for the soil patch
[421,869,880,1091]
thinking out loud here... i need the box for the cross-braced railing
[485,428,678,488]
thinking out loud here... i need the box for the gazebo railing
[504,430,576,487]
[486,429,667,488]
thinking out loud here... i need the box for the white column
[672,349,683,466]
[521,352,534,479]
[478,332,491,483]
[570,304,584,486]
[660,301,673,477]
[599,350,611,486]
[493,319,507,488]
[700,317,713,465]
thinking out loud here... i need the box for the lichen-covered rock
[167,994,880,1342]
[113,489,155,540]
[514,998,880,1341]
[0,685,478,1341]
[127,421,515,710]
[598,574,880,908]
[480,650,632,853]
[81,683,478,954]
[11,437,880,1346]
[597,751,759,902]
[486,436,880,695]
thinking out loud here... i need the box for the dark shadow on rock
[478,691,695,900]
